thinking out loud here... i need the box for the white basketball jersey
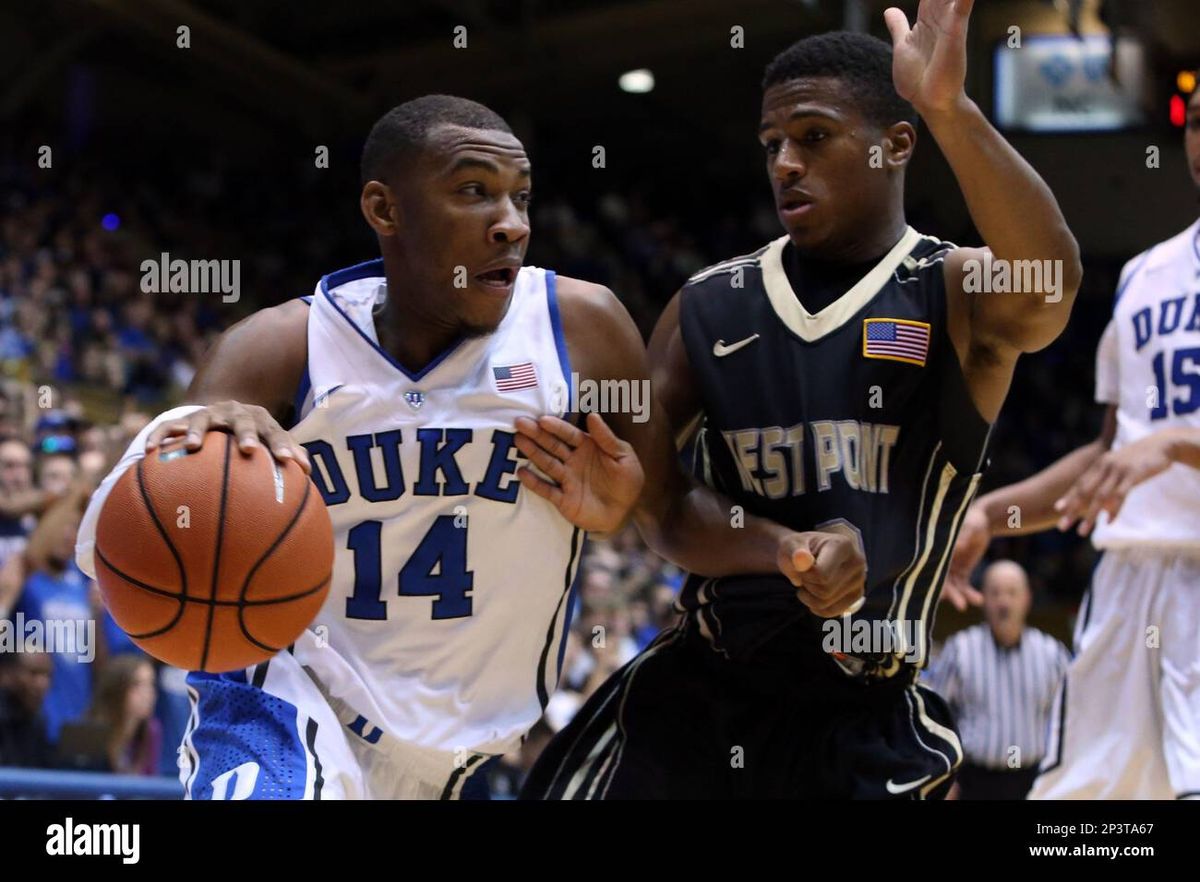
[289,259,582,754]
[1092,218,1200,550]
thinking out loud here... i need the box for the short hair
[763,31,918,130]
[360,94,513,184]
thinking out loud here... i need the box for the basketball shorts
[177,629,491,800]
[1031,548,1200,800]
[520,617,962,799]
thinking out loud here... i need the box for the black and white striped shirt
[924,624,1069,770]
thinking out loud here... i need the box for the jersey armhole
[937,300,993,477]
[283,296,314,431]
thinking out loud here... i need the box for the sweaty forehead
[427,125,529,169]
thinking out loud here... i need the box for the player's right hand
[942,504,987,611]
[777,531,866,618]
[146,401,311,473]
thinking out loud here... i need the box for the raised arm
[886,0,1082,423]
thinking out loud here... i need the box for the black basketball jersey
[677,227,991,678]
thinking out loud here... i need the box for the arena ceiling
[3,0,1196,151]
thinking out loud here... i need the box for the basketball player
[948,83,1200,800]
[518,1,1082,798]
[73,96,864,799]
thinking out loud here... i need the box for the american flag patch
[862,318,931,367]
[493,362,538,391]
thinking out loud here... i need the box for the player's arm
[146,299,311,468]
[1056,424,1200,536]
[517,280,864,617]
[885,1,1082,423]
[977,405,1117,538]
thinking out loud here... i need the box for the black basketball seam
[236,477,323,653]
[200,434,233,670]
[94,545,330,609]
[92,455,192,640]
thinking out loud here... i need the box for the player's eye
[459,183,487,197]
[763,139,781,156]
[514,191,532,209]
[804,129,828,143]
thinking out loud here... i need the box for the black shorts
[521,618,961,799]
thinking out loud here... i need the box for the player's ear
[360,180,400,237]
[882,121,916,169]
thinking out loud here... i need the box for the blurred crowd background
[1,0,1197,796]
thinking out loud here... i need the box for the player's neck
[374,296,464,375]
[791,217,908,265]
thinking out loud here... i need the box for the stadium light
[619,69,654,94]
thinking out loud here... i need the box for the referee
[925,561,1069,799]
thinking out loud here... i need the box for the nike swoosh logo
[885,774,932,795]
[712,334,760,357]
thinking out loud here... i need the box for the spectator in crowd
[9,480,95,743]
[0,436,40,569]
[86,653,161,776]
[0,648,53,768]
[924,561,1070,799]
[36,448,77,498]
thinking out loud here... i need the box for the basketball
[93,430,332,673]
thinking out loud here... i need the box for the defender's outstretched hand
[1055,434,1176,536]
[514,412,645,533]
[884,0,974,115]
[942,504,987,611]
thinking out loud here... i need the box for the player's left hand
[884,0,974,116]
[1054,433,1176,536]
[513,412,645,533]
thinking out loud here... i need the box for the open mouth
[778,194,813,217]
[474,266,517,288]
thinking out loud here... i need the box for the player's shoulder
[680,240,775,294]
[1117,219,1200,294]
[221,298,309,351]
[551,275,644,372]
[894,229,957,284]
[552,274,624,327]
[194,297,310,408]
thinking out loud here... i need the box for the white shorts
[178,633,491,800]
[1030,548,1200,800]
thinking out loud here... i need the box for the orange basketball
[94,430,332,673]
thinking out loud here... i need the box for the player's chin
[780,215,830,251]
[458,305,507,339]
